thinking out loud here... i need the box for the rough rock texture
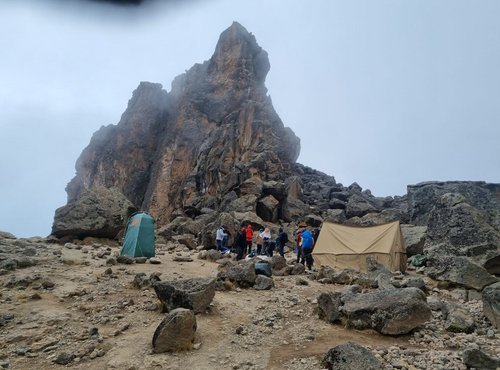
[400,225,427,257]
[52,186,136,239]
[317,291,342,324]
[482,282,500,328]
[341,287,432,335]
[254,275,274,290]
[51,23,425,245]
[442,302,476,333]
[152,308,197,353]
[407,181,500,226]
[217,260,256,288]
[426,256,498,291]
[153,277,216,313]
[323,342,383,370]
[61,22,300,231]
[462,348,500,370]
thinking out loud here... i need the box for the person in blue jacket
[300,227,315,270]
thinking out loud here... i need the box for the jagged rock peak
[210,21,270,84]
[54,22,301,235]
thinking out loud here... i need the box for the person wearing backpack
[276,227,289,257]
[300,227,315,270]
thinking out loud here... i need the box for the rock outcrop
[50,20,500,289]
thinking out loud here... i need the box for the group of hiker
[215,222,319,270]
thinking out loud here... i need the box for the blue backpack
[301,230,314,250]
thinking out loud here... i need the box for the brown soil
[0,245,416,370]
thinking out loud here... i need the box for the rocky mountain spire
[56,22,300,234]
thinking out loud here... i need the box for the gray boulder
[345,194,377,219]
[342,287,431,335]
[482,282,500,328]
[217,260,256,288]
[401,225,427,257]
[443,302,476,333]
[426,256,498,291]
[152,308,196,353]
[153,277,216,314]
[323,342,383,370]
[462,348,500,370]
[52,186,135,239]
[256,195,279,222]
[270,255,286,271]
[254,275,274,290]
[317,292,342,324]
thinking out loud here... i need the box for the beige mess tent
[312,221,407,273]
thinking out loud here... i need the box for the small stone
[149,257,162,264]
[53,352,75,365]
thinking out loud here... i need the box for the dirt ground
[0,243,437,370]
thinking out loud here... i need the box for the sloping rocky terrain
[1,232,499,370]
[2,22,499,369]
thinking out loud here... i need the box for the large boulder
[443,302,476,333]
[254,275,274,290]
[482,282,500,328]
[317,292,342,324]
[51,186,135,239]
[217,260,256,288]
[341,287,431,335]
[462,348,500,370]
[256,195,279,222]
[152,308,196,353]
[426,256,498,291]
[345,194,378,219]
[400,225,427,257]
[323,342,383,370]
[61,22,300,230]
[153,277,216,314]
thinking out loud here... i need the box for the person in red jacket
[245,223,254,256]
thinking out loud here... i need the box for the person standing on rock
[256,228,264,255]
[300,227,315,270]
[260,227,272,256]
[245,223,254,256]
[295,226,304,264]
[235,226,247,260]
[216,225,227,252]
[276,227,289,257]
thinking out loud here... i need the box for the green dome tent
[120,212,156,258]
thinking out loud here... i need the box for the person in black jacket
[234,226,247,260]
[276,227,289,257]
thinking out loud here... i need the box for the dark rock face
[51,24,419,241]
[62,22,300,230]
[407,181,500,226]
[317,291,342,324]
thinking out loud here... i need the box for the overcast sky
[1,0,499,238]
